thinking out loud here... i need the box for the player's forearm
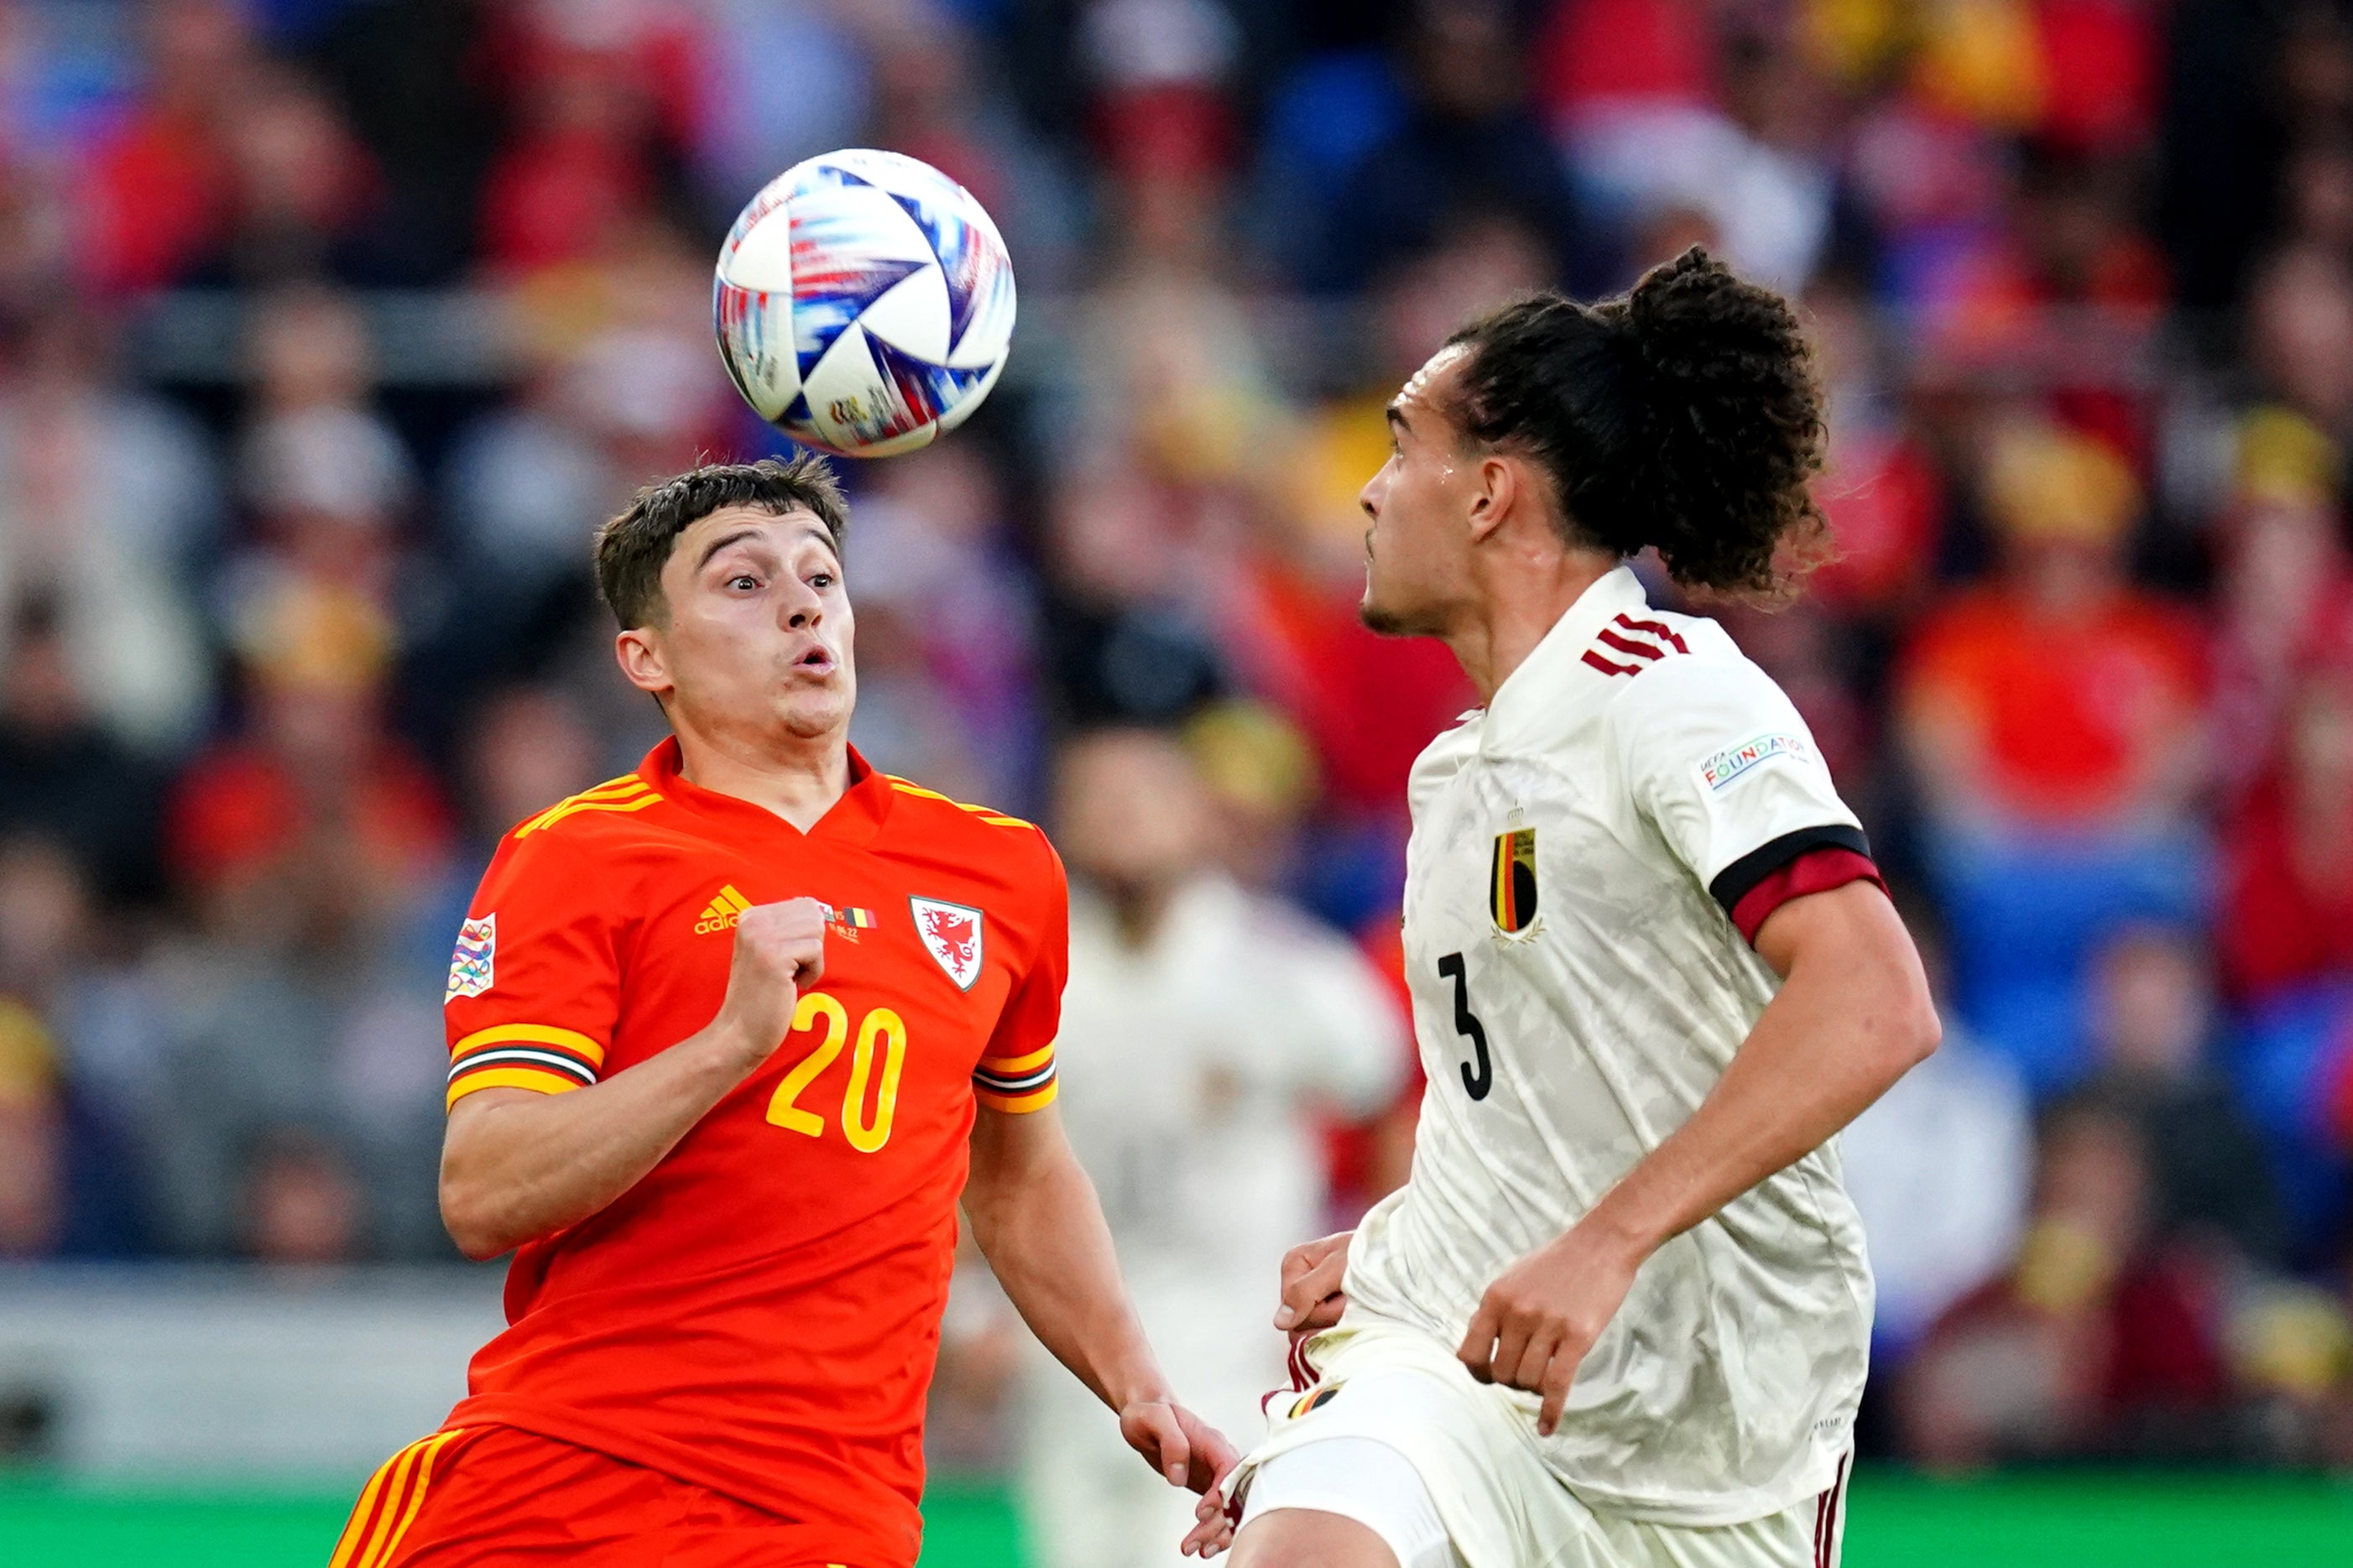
[440,1019,767,1259]
[1578,885,1938,1268]
[964,1118,1171,1411]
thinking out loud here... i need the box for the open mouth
[795,645,836,676]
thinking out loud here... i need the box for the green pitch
[1,1472,2348,1565]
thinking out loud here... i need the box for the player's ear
[614,625,674,700]
[1467,454,1518,542]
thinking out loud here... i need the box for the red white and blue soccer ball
[713,148,1015,458]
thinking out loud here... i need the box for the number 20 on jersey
[765,991,906,1152]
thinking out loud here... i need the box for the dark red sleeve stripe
[1709,824,1869,909]
[1595,628,1667,661]
[1729,847,1886,945]
[1615,612,1690,653]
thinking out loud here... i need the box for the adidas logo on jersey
[694,884,756,935]
[1580,612,1690,677]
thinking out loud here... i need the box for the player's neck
[1447,547,1620,704]
[671,724,852,832]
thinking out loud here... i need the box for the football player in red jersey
[329,457,1239,1568]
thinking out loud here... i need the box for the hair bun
[1611,247,1825,592]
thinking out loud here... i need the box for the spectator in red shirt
[1901,420,2205,832]
[2220,664,2353,1002]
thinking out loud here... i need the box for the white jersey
[1343,565,1875,1526]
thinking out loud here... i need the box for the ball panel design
[855,265,952,362]
[718,180,790,268]
[718,201,796,294]
[928,352,1007,437]
[785,181,933,382]
[712,279,798,422]
[714,148,1014,457]
[799,322,906,454]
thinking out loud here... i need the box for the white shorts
[1232,1326,1850,1568]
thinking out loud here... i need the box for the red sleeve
[442,831,625,1111]
[1727,846,1886,946]
[972,836,1067,1113]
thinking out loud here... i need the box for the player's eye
[808,572,835,590]
[727,573,759,591]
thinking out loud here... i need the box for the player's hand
[1272,1231,1352,1338]
[713,898,827,1065]
[1120,1397,1239,1500]
[1182,1472,1239,1558]
[1457,1221,1642,1437]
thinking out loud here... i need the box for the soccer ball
[713,148,1015,458]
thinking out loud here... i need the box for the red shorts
[327,1425,861,1567]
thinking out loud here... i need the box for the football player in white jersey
[1184,249,1941,1568]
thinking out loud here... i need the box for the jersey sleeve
[1612,656,1884,944]
[972,836,1067,1114]
[441,833,624,1111]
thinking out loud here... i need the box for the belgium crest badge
[1490,826,1538,934]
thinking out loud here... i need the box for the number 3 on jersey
[766,991,906,1152]
[1437,952,1493,1101]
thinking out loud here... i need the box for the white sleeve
[1609,654,1869,914]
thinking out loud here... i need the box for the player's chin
[774,679,853,738]
[1358,589,1421,638]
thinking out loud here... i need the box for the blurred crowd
[0,0,2350,1506]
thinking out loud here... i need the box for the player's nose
[779,576,825,629]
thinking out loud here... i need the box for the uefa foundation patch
[1698,733,1810,793]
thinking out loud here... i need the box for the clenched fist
[714,898,828,1066]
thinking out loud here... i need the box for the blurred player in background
[329,458,1234,1568]
[1201,250,1941,1568]
[1021,727,1406,1568]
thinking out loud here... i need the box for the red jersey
[438,739,1065,1568]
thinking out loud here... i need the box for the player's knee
[1230,1506,1403,1568]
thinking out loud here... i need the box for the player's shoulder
[879,773,1054,865]
[484,773,678,885]
[1604,608,1780,710]
[1596,611,1809,772]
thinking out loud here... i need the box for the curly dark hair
[592,454,848,630]
[1442,247,1826,594]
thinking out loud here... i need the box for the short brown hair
[592,455,850,630]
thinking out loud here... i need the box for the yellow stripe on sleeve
[346,1437,426,1568]
[446,1065,588,1111]
[977,1081,1059,1114]
[976,1042,1056,1075]
[515,777,646,833]
[366,1429,462,1568]
[328,1442,411,1568]
[514,791,663,837]
[887,776,1032,827]
[451,1024,607,1069]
